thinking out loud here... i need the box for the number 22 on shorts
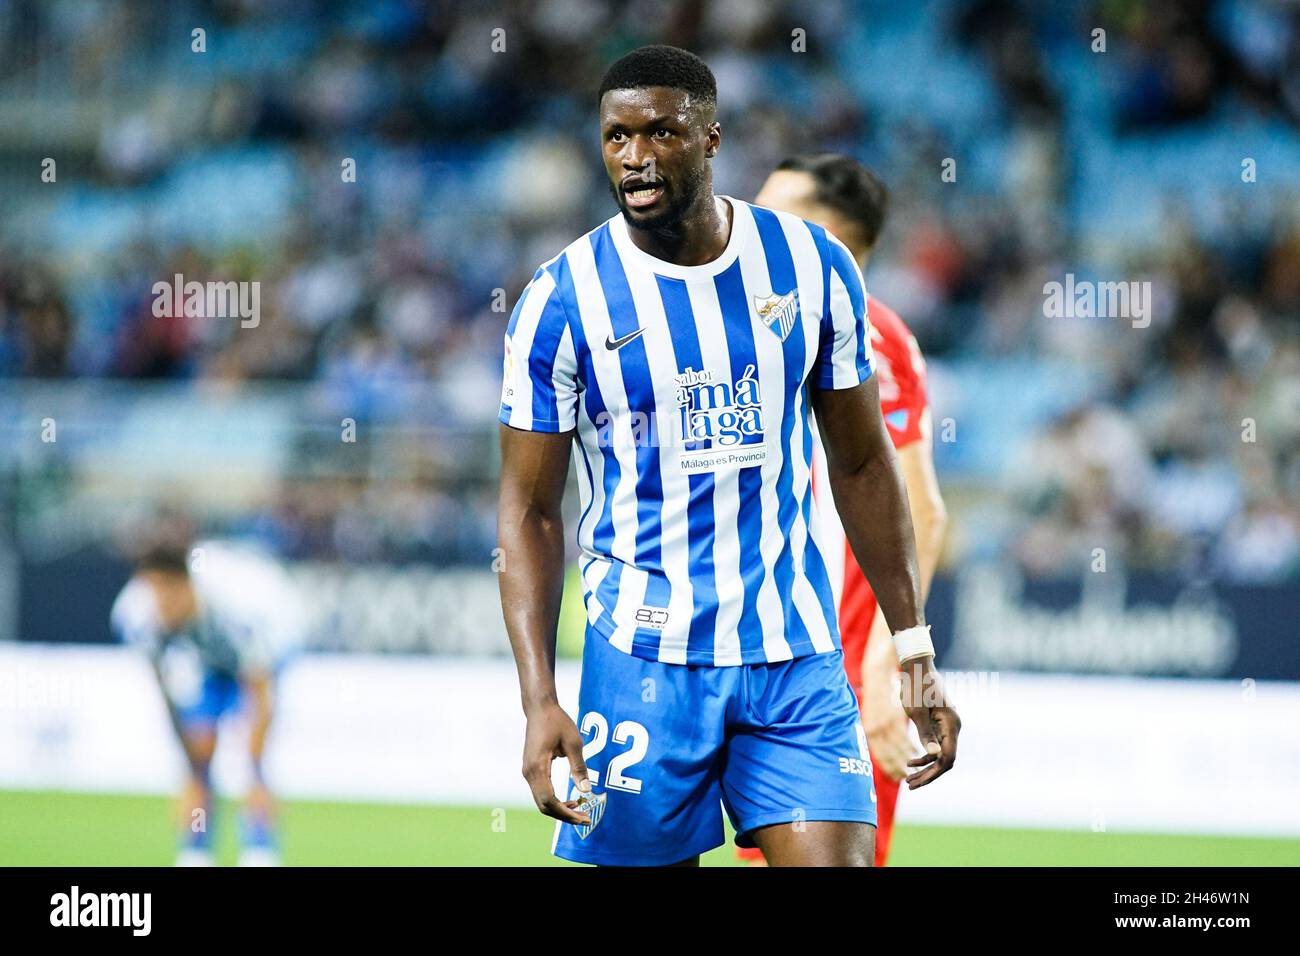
[580,712,650,793]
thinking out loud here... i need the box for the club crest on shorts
[574,791,607,839]
[754,289,799,342]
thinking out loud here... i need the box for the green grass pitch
[1,790,1297,866]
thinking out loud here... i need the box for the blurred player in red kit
[746,154,949,866]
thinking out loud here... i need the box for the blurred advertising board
[11,554,1297,680]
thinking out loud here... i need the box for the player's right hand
[899,657,960,789]
[521,702,592,825]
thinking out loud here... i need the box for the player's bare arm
[147,656,206,775]
[811,377,960,788]
[861,426,949,781]
[496,423,591,825]
[897,416,950,594]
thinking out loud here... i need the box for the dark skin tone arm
[497,423,592,825]
[811,375,961,787]
[149,657,205,776]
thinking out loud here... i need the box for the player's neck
[626,193,732,267]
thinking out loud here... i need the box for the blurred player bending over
[112,536,303,866]
[498,45,959,867]
[740,155,948,866]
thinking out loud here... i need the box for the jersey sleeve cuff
[498,405,571,433]
[814,357,874,391]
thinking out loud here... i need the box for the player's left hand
[898,657,960,789]
[862,683,911,782]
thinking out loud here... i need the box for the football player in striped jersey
[497,45,959,867]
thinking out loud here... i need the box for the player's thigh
[552,631,731,867]
[751,820,875,867]
[721,650,878,854]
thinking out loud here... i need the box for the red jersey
[812,294,930,688]
[825,294,930,868]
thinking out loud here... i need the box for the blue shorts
[553,631,877,866]
[176,671,243,732]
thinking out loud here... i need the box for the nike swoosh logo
[605,327,646,351]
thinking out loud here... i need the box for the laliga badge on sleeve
[501,335,515,404]
[573,791,607,840]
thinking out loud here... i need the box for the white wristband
[892,624,934,664]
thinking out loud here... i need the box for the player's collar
[610,195,747,280]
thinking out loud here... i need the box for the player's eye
[652,128,672,139]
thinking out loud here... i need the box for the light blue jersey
[500,197,874,666]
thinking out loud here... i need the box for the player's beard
[609,163,708,234]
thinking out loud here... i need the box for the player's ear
[706,121,721,158]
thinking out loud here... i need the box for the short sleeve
[230,616,277,675]
[239,582,305,672]
[193,542,304,673]
[110,579,163,657]
[814,234,874,390]
[498,266,579,432]
[878,323,929,448]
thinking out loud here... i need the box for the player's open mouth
[622,181,664,209]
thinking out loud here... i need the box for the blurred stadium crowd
[1,0,1296,579]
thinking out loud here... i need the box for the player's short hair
[775,153,890,249]
[136,540,190,576]
[598,45,717,111]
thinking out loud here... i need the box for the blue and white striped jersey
[112,540,304,674]
[500,197,873,666]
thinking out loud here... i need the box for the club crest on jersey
[574,791,607,839]
[754,289,799,342]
